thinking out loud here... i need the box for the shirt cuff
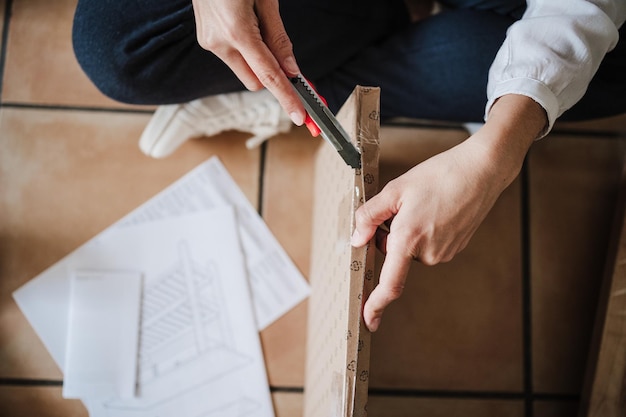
[484,77,559,139]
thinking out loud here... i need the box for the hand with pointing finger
[351,138,501,332]
[191,0,306,126]
[352,95,546,333]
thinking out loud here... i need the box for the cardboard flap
[304,86,380,417]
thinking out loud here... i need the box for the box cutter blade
[290,75,361,169]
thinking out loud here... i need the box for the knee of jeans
[71,0,203,104]
[72,30,152,105]
[71,3,200,105]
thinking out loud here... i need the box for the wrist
[469,94,547,186]
[486,94,548,142]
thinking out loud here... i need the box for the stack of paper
[13,157,310,417]
[63,270,142,401]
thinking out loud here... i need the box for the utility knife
[290,74,361,169]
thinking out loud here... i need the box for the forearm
[486,0,626,134]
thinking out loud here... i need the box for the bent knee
[71,1,199,105]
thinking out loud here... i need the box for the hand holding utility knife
[290,74,362,169]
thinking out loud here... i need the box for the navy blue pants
[72,0,626,123]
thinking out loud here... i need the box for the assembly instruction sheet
[13,157,310,417]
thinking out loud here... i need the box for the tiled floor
[1,1,626,416]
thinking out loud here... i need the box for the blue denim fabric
[314,7,518,121]
[72,0,626,122]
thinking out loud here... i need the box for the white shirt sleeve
[484,0,626,137]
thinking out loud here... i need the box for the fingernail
[350,229,361,246]
[284,56,299,75]
[290,112,304,126]
[369,317,381,333]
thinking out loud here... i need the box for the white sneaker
[139,89,293,158]
[462,122,484,135]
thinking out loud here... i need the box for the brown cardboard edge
[303,85,381,417]
[345,86,381,417]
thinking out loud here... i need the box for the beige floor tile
[0,306,63,379]
[261,301,308,387]
[367,396,524,417]
[533,400,579,417]
[0,107,260,378]
[528,135,625,393]
[369,127,524,392]
[0,386,87,417]
[2,0,144,108]
[262,126,322,276]
[260,127,322,387]
[272,391,303,417]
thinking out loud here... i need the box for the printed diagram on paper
[12,158,308,417]
[137,242,250,399]
[13,157,309,371]
[78,209,274,417]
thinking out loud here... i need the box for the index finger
[363,248,412,332]
[238,38,306,126]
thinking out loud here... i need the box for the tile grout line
[0,378,580,403]
[367,388,578,401]
[520,157,535,417]
[1,101,154,114]
[0,0,13,102]
[270,386,304,394]
[257,141,267,216]
[0,379,307,391]
[1,101,624,139]
[0,378,62,387]
[382,121,626,140]
[382,120,466,131]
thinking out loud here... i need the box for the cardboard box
[304,86,381,417]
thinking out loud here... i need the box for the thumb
[351,191,398,248]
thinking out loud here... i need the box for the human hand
[191,0,306,125]
[351,137,507,332]
[351,94,546,333]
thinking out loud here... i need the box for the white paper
[63,270,142,400]
[13,157,309,371]
[71,208,274,416]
